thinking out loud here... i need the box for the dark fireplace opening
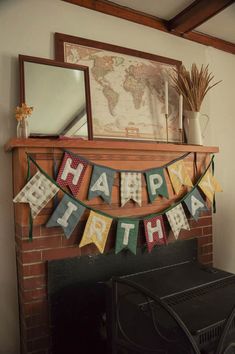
[48,239,197,354]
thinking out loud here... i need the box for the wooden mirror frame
[19,54,93,140]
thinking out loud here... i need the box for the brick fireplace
[5,138,218,354]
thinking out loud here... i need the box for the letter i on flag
[143,215,167,253]
[79,211,112,253]
[46,194,85,239]
[13,171,59,219]
[56,152,88,196]
[115,218,139,255]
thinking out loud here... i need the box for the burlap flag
[184,188,208,221]
[56,152,88,196]
[115,218,139,255]
[88,165,115,204]
[79,211,112,253]
[13,171,59,219]
[121,172,142,207]
[145,168,168,203]
[198,170,222,203]
[168,160,193,194]
[46,194,85,238]
[166,204,190,239]
[144,215,167,253]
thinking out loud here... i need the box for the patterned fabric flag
[144,215,167,253]
[115,218,139,255]
[145,168,168,203]
[56,152,88,197]
[166,203,190,239]
[198,170,222,203]
[184,188,208,221]
[79,211,112,253]
[88,165,115,204]
[13,171,59,219]
[46,194,85,239]
[121,172,142,207]
[168,160,193,194]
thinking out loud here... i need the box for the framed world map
[55,33,182,142]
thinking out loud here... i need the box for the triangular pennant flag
[166,204,190,239]
[56,152,88,196]
[115,218,139,255]
[46,194,85,239]
[144,215,167,253]
[79,211,112,253]
[145,168,168,203]
[88,165,115,204]
[198,170,222,203]
[184,188,208,221]
[168,160,193,194]
[121,172,142,207]
[13,171,59,219]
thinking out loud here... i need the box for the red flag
[144,215,167,253]
[56,152,88,196]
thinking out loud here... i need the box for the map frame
[55,33,182,143]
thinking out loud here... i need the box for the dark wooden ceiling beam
[63,0,235,56]
[168,0,235,34]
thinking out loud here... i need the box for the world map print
[64,42,180,142]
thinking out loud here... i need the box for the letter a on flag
[56,152,88,196]
[79,211,112,253]
[184,188,208,221]
[88,165,115,204]
[168,160,193,194]
[13,171,59,219]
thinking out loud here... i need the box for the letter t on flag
[56,152,88,197]
[115,218,139,255]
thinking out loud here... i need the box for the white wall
[0,0,233,353]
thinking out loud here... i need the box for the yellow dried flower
[15,103,34,121]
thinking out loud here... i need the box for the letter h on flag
[56,152,88,197]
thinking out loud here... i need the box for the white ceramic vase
[184,111,209,145]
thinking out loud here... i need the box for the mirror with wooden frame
[19,55,93,139]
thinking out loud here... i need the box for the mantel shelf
[5,138,219,154]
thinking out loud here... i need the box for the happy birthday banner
[13,151,222,255]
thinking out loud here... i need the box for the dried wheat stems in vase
[171,64,221,112]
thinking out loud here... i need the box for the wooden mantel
[5,138,219,153]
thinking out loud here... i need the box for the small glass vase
[17,118,29,139]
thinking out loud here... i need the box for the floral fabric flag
[46,194,85,239]
[121,172,142,207]
[145,168,168,203]
[56,152,88,197]
[144,215,167,253]
[166,203,190,239]
[13,171,59,219]
[88,165,115,204]
[168,160,193,194]
[79,211,112,253]
[198,170,222,203]
[115,218,139,255]
[184,188,208,221]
